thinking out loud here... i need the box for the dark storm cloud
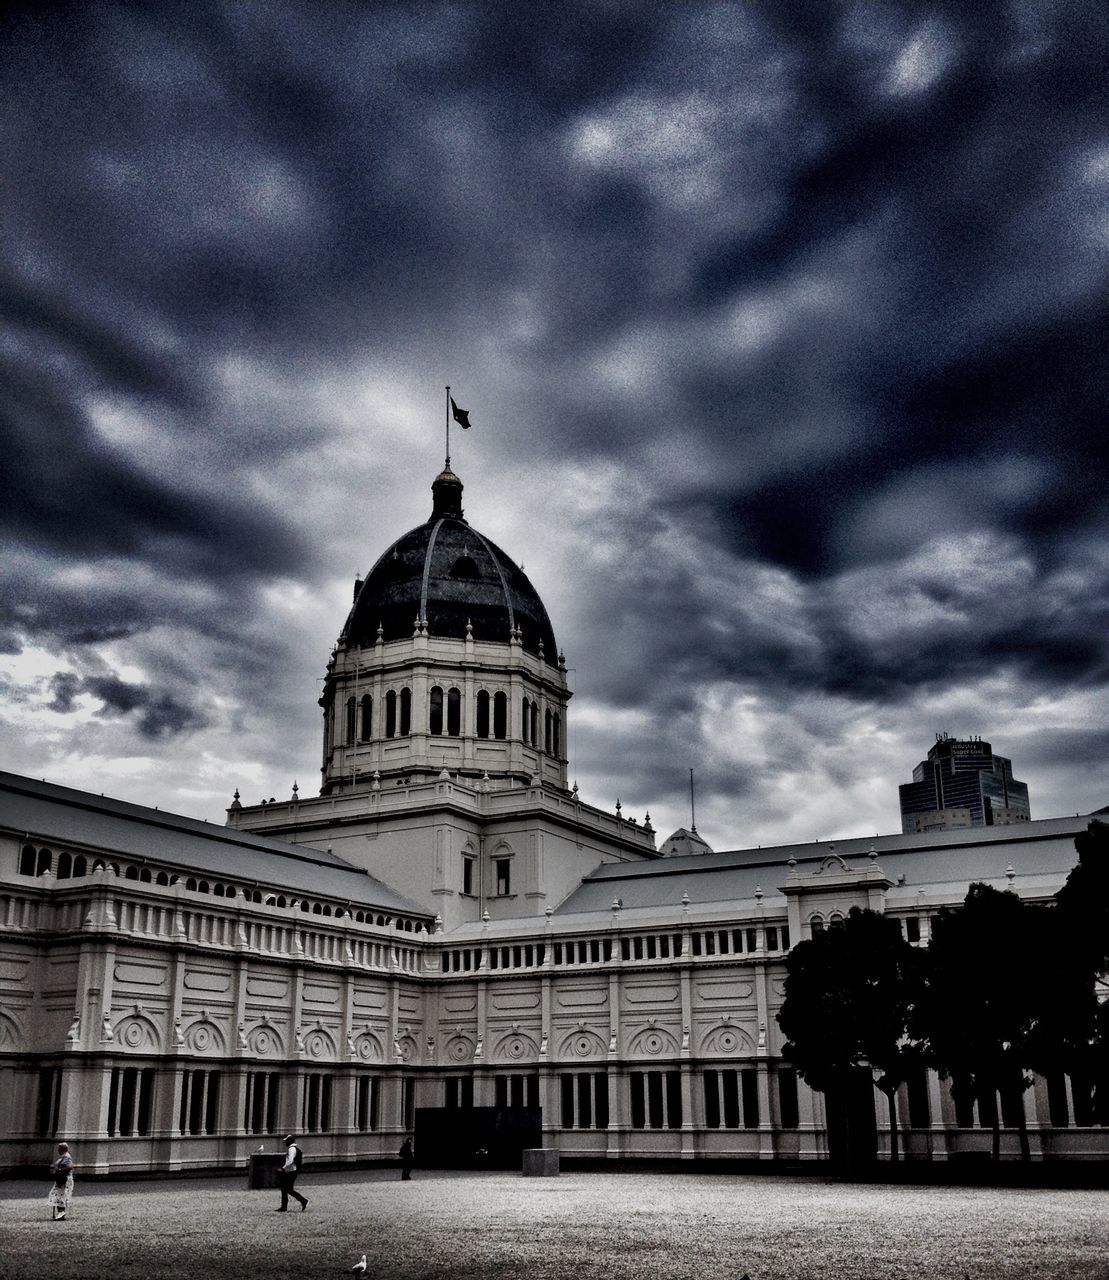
[2,2,1107,832]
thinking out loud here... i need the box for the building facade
[899,734,1032,834]
[0,469,1103,1173]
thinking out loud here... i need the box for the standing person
[48,1143,74,1220]
[398,1136,414,1181]
[274,1135,308,1212]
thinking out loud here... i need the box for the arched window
[19,845,36,876]
[476,690,490,738]
[36,847,52,876]
[360,694,373,740]
[125,865,139,880]
[810,914,825,935]
[386,689,397,738]
[399,687,411,735]
[198,880,210,894]
[447,687,461,736]
[531,702,539,747]
[56,851,72,879]
[429,686,444,736]
[521,697,530,743]
[493,691,507,739]
[345,696,357,745]
[449,555,480,579]
[545,708,553,753]
[139,868,152,883]
[72,856,87,878]
[552,712,561,757]
[829,912,845,930]
[186,878,198,892]
[155,871,169,886]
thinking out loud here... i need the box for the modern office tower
[898,734,1031,833]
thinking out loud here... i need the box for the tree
[915,883,1048,1161]
[779,907,923,1164]
[1039,820,1109,1122]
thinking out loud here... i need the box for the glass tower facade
[898,735,1031,834]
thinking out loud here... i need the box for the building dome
[343,467,559,663]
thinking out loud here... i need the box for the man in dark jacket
[399,1136,414,1180]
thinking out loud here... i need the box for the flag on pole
[450,397,471,429]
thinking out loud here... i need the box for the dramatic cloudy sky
[2,1,1107,851]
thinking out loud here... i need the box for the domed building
[1,458,1105,1176]
[318,464,567,797]
[228,465,657,930]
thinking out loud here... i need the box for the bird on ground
[351,1255,367,1275]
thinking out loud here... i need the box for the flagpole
[445,385,450,467]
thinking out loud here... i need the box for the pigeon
[351,1255,367,1275]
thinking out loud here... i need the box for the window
[355,1076,379,1132]
[245,1072,281,1135]
[630,1071,682,1129]
[905,916,921,943]
[530,701,538,746]
[445,1076,474,1109]
[447,687,461,736]
[108,1067,156,1137]
[906,1066,930,1128]
[777,1068,799,1129]
[37,1067,62,1137]
[551,713,561,757]
[179,1069,220,1136]
[493,691,507,739]
[345,696,357,745]
[545,708,553,753]
[560,1073,608,1128]
[450,555,480,579]
[402,1076,416,1130]
[462,856,475,896]
[19,844,36,876]
[495,1073,538,1109]
[386,690,397,738]
[303,1073,333,1133]
[703,1069,757,1129]
[521,697,530,743]
[360,694,373,740]
[494,858,511,896]
[429,686,444,735]
[476,690,490,738]
[810,915,824,935]
[399,687,411,735]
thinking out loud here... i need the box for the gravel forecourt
[1,1169,1106,1280]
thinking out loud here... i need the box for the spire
[431,465,464,520]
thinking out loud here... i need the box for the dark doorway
[824,1069,878,1171]
[414,1106,542,1169]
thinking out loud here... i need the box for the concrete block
[521,1147,560,1177]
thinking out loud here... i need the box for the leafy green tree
[916,883,1049,1161]
[779,907,923,1163]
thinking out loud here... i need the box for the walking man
[275,1135,308,1211]
[399,1135,414,1180]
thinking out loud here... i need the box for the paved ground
[1,1168,1106,1280]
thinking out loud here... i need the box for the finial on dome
[229,789,242,812]
[291,781,299,801]
[431,464,464,520]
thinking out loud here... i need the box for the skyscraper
[898,734,1031,833]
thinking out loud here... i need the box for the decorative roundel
[122,1021,146,1048]
[306,1032,328,1058]
[249,1027,275,1056]
[505,1037,527,1060]
[447,1037,471,1063]
[191,1023,213,1052]
[717,1029,739,1054]
[398,1037,416,1063]
[642,1031,665,1055]
[573,1034,593,1057]
[356,1035,379,1062]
